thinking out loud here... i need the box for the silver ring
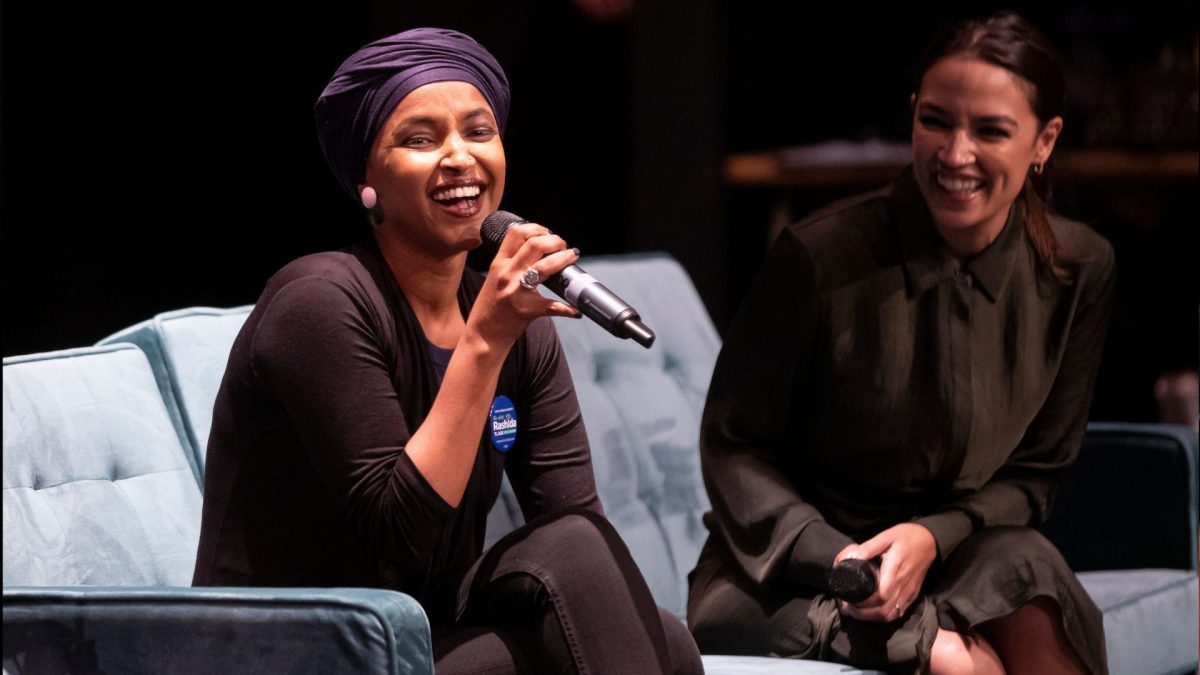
[519,267,541,291]
[895,604,903,616]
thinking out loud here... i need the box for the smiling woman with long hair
[688,13,1114,675]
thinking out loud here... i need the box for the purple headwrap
[314,27,510,200]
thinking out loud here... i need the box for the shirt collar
[892,167,1022,302]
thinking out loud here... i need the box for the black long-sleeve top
[192,240,600,625]
[700,169,1116,590]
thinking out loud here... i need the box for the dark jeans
[434,508,703,675]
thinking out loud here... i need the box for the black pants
[434,508,703,675]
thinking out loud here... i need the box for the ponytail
[1022,169,1072,282]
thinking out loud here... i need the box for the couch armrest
[1042,422,1199,572]
[2,586,432,675]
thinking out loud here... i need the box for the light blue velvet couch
[4,252,1197,674]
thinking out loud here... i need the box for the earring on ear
[360,186,378,209]
[360,186,385,224]
[1032,162,1044,175]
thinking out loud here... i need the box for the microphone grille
[827,558,878,603]
[480,210,528,248]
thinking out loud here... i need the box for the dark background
[3,1,1197,423]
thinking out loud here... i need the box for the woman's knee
[930,629,1003,675]
[686,575,806,657]
[494,507,640,594]
[659,608,704,675]
[538,506,613,536]
[687,599,761,657]
[931,630,973,675]
[536,508,628,562]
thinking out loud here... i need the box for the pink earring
[360,186,378,209]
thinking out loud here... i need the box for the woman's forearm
[404,330,509,507]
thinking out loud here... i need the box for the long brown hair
[914,12,1073,281]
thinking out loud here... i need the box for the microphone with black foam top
[827,557,880,604]
[480,210,656,349]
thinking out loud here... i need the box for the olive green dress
[688,168,1115,674]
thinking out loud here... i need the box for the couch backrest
[1043,422,1199,571]
[543,253,721,618]
[2,344,202,587]
[99,306,254,485]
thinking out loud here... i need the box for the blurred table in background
[725,139,1199,244]
[726,139,1199,187]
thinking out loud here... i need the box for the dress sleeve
[250,276,455,572]
[701,231,854,589]
[914,243,1117,560]
[505,317,604,520]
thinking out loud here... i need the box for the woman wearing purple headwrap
[193,28,702,674]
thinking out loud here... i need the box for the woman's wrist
[788,520,855,588]
[457,322,517,362]
[911,511,974,561]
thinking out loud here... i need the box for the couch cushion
[3,345,202,586]
[701,655,880,674]
[483,473,523,551]
[98,306,253,483]
[1079,569,1199,675]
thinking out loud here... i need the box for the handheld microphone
[827,558,879,604]
[480,211,656,349]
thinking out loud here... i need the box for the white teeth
[433,185,481,201]
[937,175,981,193]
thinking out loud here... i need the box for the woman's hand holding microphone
[832,523,938,623]
[467,222,582,348]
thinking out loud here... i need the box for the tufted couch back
[487,253,721,617]
[2,345,202,586]
[547,253,719,617]
[100,306,254,486]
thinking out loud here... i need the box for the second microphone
[480,210,656,349]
